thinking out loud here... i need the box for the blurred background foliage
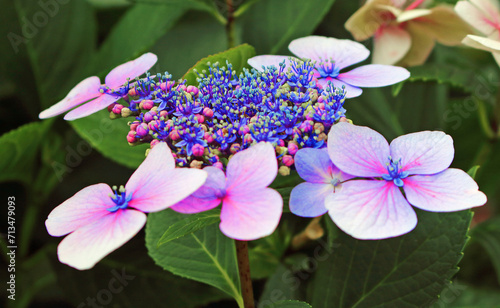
[0,0,499,307]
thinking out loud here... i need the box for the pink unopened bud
[112,104,123,114]
[144,111,155,123]
[230,143,241,154]
[204,132,214,143]
[190,160,204,169]
[150,139,160,148]
[160,110,168,118]
[239,125,250,135]
[287,142,298,155]
[300,121,313,133]
[186,85,199,96]
[148,120,160,131]
[178,85,187,92]
[136,123,149,138]
[203,107,214,118]
[282,155,294,167]
[277,139,285,147]
[195,114,205,123]
[169,129,180,141]
[243,133,253,144]
[213,162,224,170]
[339,117,348,123]
[130,122,139,131]
[141,100,154,110]
[192,144,205,157]
[127,131,136,143]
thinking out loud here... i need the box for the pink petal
[289,182,333,217]
[389,131,454,175]
[128,168,207,213]
[225,142,277,192]
[126,142,176,193]
[373,25,411,65]
[39,77,101,119]
[170,167,225,214]
[317,78,363,98]
[455,0,500,35]
[220,188,282,240]
[327,122,390,177]
[45,183,114,237]
[325,180,417,240]
[403,169,487,212]
[105,53,158,89]
[247,55,295,71]
[337,64,410,87]
[57,209,146,270]
[288,36,370,70]
[63,94,120,121]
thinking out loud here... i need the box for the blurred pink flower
[45,143,206,270]
[455,0,500,66]
[171,142,283,241]
[325,122,487,240]
[345,0,472,66]
[39,53,157,121]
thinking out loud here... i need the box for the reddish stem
[235,240,255,308]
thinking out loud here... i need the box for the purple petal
[327,122,390,177]
[170,167,225,214]
[390,131,454,175]
[403,169,487,212]
[57,209,146,270]
[317,77,363,98]
[63,94,120,121]
[225,142,277,192]
[289,36,370,70]
[39,77,101,119]
[220,188,282,240]
[45,183,114,237]
[325,180,417,240]
[294,148,335,183]
[247,55,295,71]
[337,64,410,87]
[289,182,332,217]
[105,53,158,89]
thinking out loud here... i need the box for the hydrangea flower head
[45,142,207,270]
[170,142,283,240]
[248,36,410,98]
[39,53,157,121]
[345,0,472,66]
[455,0,500,66]
[325,122,487,240]
[289,148,354,217]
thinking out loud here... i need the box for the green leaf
[52,236,228,308]
[92,3,188,74]
[431,285,500,308]
[146,209,243,307]
[470,217,500,285]
[69,110,149,169]
[12,0,96,107]
[403,64,498,96]
[310,209,472,308]
[157,209,221,247]
[238,0,335,55]
[182,44,256,85]
[258,264,302,307]
[466,165,480,179]
[0,121,51,184]
[151,11,227,78]
[268,300,312,308]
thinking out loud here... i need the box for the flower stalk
[235,240,255,308]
